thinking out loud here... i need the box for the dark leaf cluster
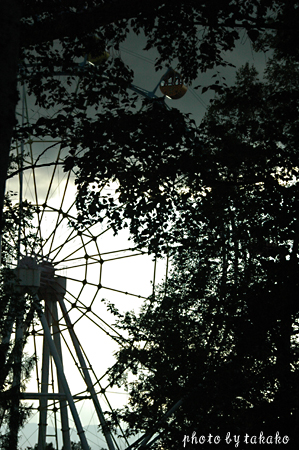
[105,56,299,447]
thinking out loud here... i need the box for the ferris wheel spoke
[38,207,77,246]
[47,170,72,255]
[103,252,146,263]
[54,259,99,272]
[101,285,148,300]
[28,142,40,206]
[29,141,63,169]
[63,309,121,348]
[39,145,64,222]
[100,247,146,258]
[43,221,91,262]
[73,308,124,342]
[61,275,97,290]
[45,222,78,261]
[28,144,45,252]
[58,285,127,343]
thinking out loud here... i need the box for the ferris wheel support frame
[9,261,90,450]
[15,261,117,450]
[37,293,71,450]
[34,297,90,450]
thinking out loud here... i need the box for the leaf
[247,29,260,43]
[63,156,75,172]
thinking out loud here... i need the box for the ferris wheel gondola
[159,68,188,99]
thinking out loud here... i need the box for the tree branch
[7,161,64,180]
[19,0,280,48]
[0,0,22,230]
[20,0,166,47]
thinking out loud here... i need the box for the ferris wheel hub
[14,257,66,303]
[39,260,66,303]
[14,256,40,292]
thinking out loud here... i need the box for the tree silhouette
[108,55,299,448]
[0,197,37,449]
[1,1,299,448]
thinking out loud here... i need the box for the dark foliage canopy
[0,197,37,449]
[106,58,299,448]
[2,0,299,234]
[2,1,299,448]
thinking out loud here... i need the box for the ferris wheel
[1,57,174,450]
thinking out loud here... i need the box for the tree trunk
[0,0,22,232]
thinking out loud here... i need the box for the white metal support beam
[38,305,51,450]
[34,297,90,450]
[58,296,116,450]
[52,300,72,450]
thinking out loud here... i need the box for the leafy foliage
[0,195,38,449]
[12,1,299,254]
[106,56,299,447]
[2,1,299,448]
[74,57,299,256]
[18,1,299,80]
[74,99,202,254]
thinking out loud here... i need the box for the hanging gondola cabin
[159,68,188,99]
